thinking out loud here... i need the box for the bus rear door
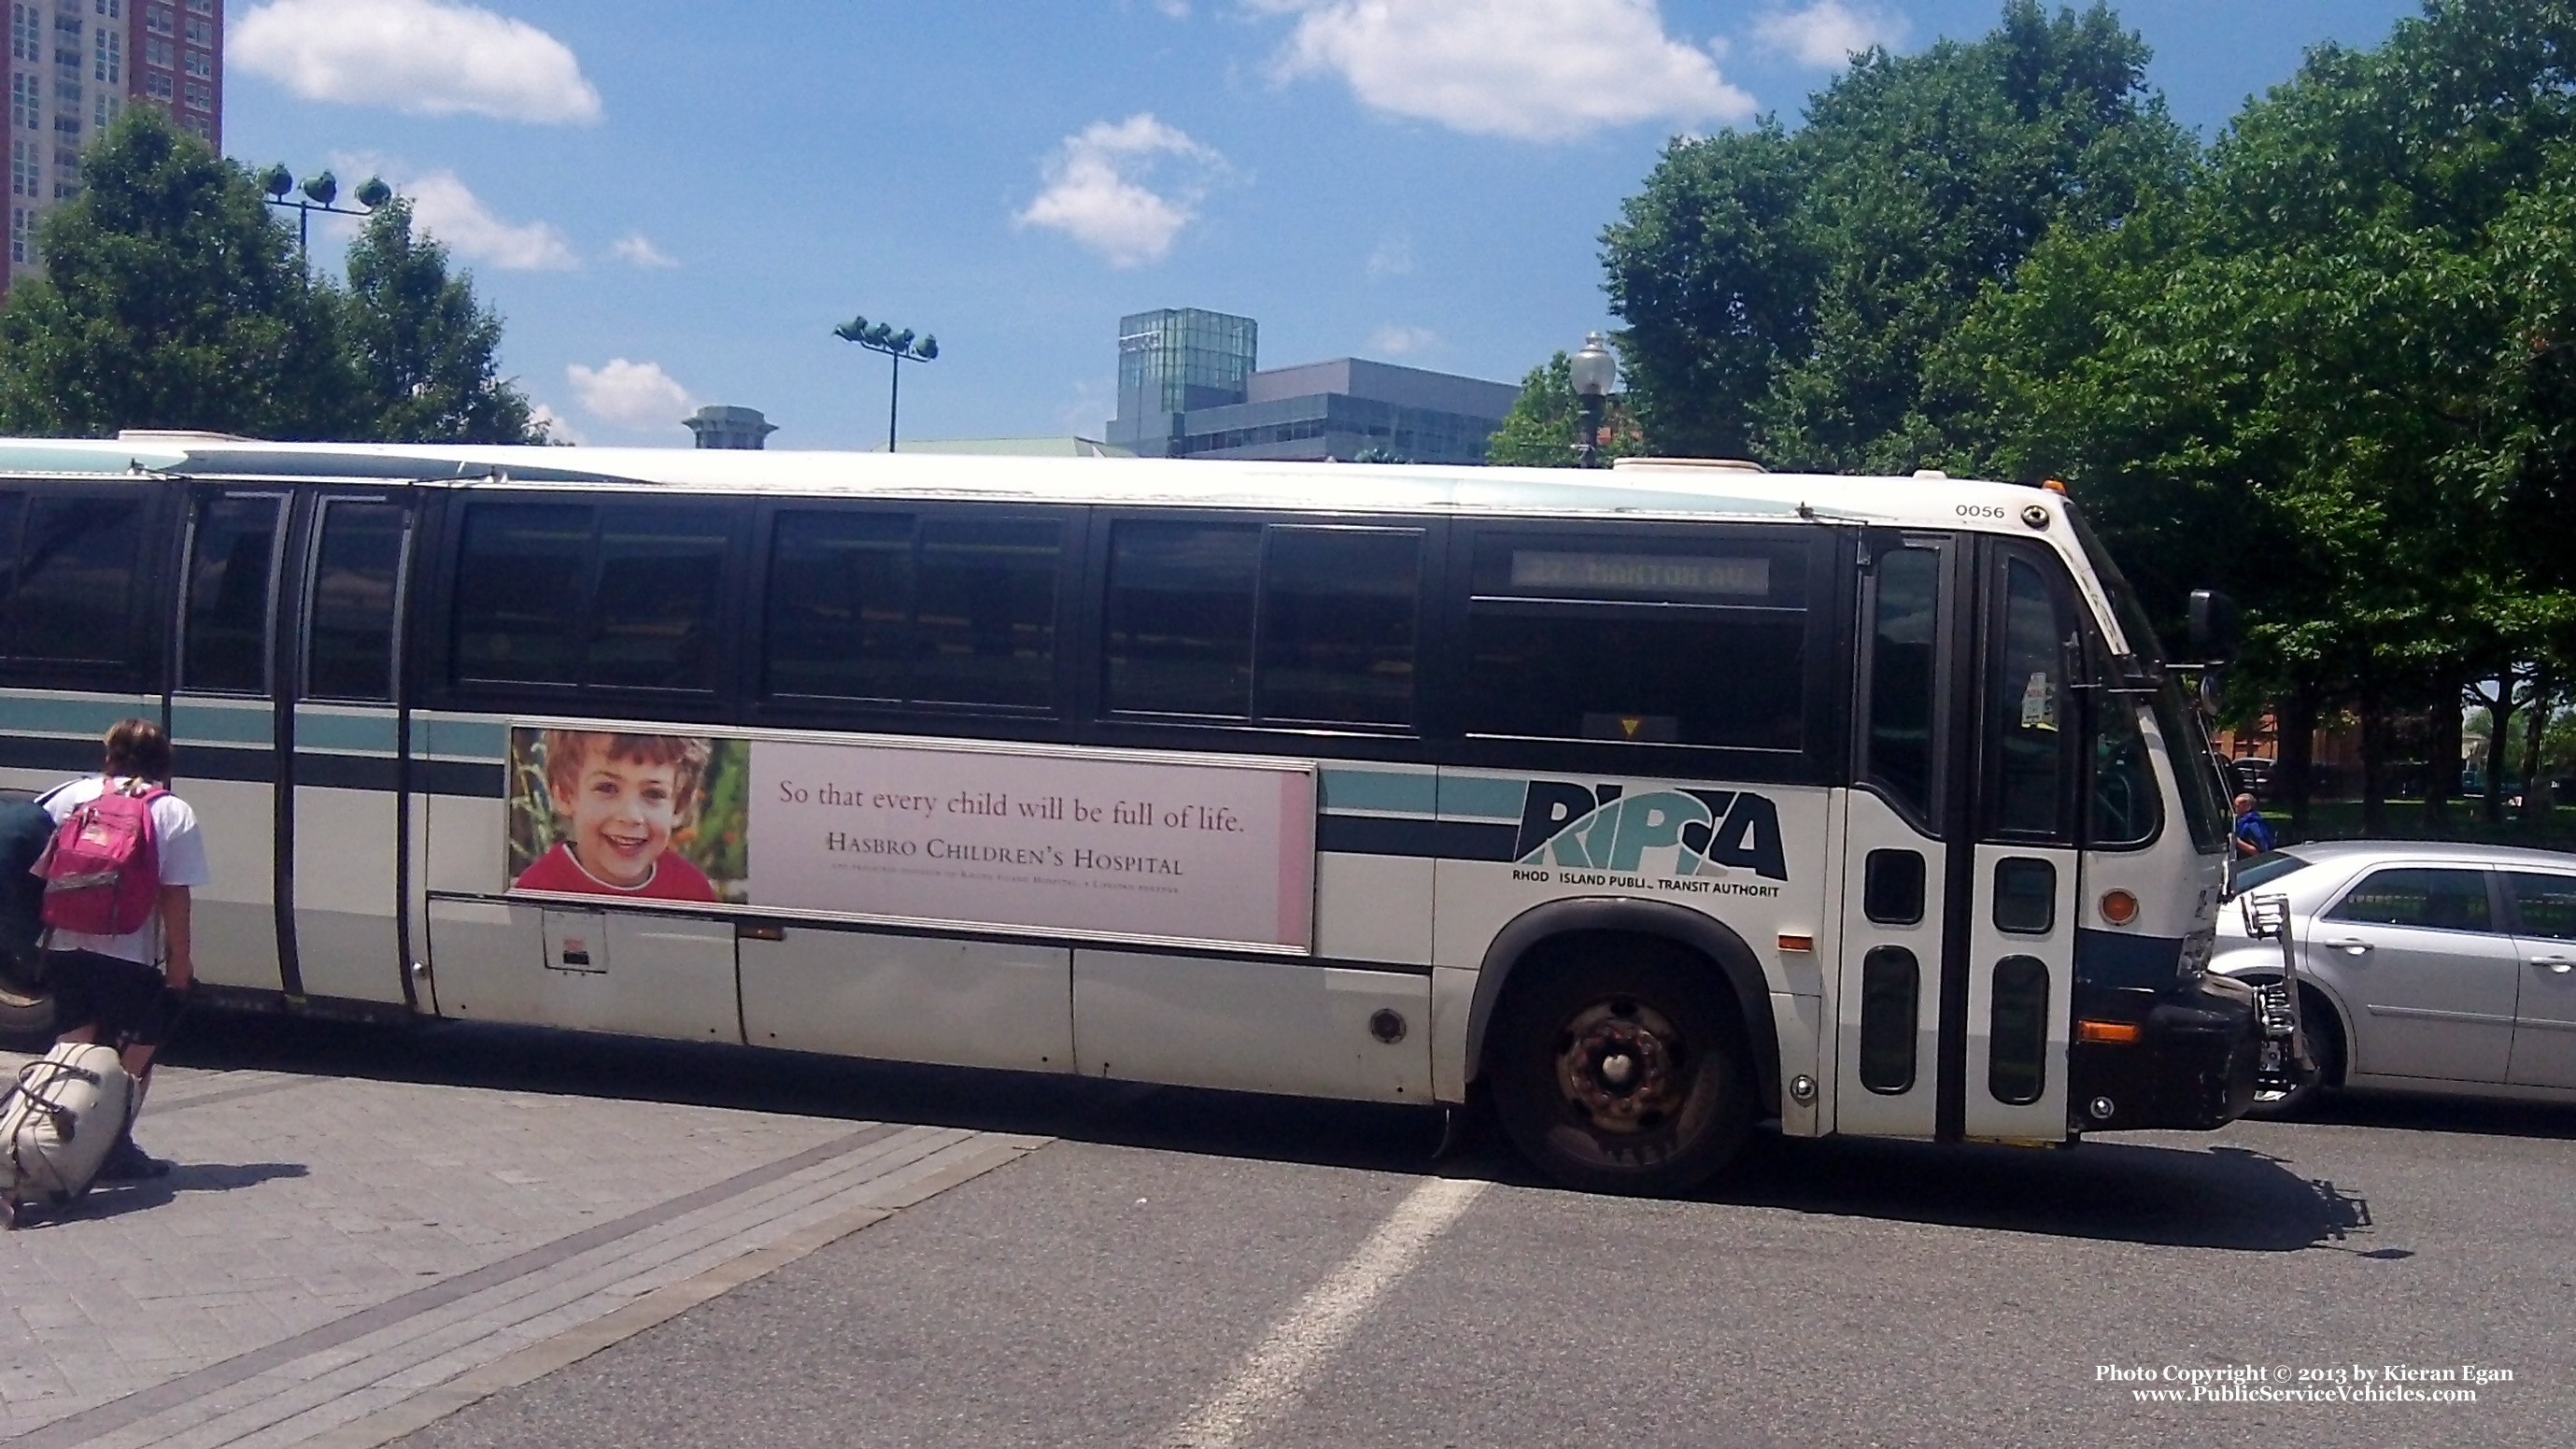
[282,490,417,1006]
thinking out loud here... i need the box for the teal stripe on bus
[1317,768,1436,817]
[419,715,509,761]
[293,708,400,754]
[0,692,153,737]
[1437,774,1527,821]
[171,699,276,746]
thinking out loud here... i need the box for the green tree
[1484,351,1642,466]
[1959,0,2576,828]
[1602,2,2190,471]
[342,197,546,443]
[0,107,353,437]
[1599,122,1813,461]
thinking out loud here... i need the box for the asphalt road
[162,1015,2576,1448]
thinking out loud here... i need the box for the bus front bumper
[2067,975,2260,1133]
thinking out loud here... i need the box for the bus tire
[1487,943,1752,1197]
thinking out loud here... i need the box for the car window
[2225,849,2310,899]
[2506,873,2576,941]
[2327,868,2493,932]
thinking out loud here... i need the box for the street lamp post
[833,315,940,452]
[1570,331,1617,468]
[257,167,392,258]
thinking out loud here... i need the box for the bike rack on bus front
[2237,891,2317,1097]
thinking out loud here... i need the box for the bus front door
[1957,543,2081,1142]
[1834,534,2079,1144]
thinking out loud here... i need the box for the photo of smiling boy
[512,731,721,902]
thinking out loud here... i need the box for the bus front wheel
[1488,945,1752,1196]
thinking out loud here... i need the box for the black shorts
[44,949,176,1046]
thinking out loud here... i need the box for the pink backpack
[36,781,165,937]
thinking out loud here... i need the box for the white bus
[0,435,2262,1194]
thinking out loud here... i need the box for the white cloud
[1016,114,1225,267]
[1368,324,1438,357]
[234,0,602,124]
[1751,2,1907,68]
[1251,0,1753,143]
[610,233,679,269]
[567,360,696,432]
[529,403,583,446]
[1366,234,1414,278]
[403,170,578,270]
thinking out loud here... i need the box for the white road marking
[1160,1175,1489,1449]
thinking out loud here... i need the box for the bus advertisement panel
[505,726,1318,951]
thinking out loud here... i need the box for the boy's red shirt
[513,841,719,902]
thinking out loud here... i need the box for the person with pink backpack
[32,719,210,1181]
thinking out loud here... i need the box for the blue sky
[222,1,2425,449]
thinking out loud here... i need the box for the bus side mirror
[2187,590,2240,667]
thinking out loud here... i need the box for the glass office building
[1107,311,1516,465]
[1116,309,1259,420]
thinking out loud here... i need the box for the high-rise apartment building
[6,0,222,287]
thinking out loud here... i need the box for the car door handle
[2321,938,2373,955]
[2534,956,2576,973]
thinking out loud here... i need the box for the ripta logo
[1512,782,1788,882]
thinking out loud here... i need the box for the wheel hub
[1555,998,1684,1133]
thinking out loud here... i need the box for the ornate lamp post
[834,315,940,452]
[1570,331,1617,468]
[258,167,392,258]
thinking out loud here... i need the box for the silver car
[2211,840,2576,1112]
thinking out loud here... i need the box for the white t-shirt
[35,776,212,967]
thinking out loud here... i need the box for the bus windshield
[2065,501,2232,855]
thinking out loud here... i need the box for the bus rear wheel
[1488,947,1751,1196]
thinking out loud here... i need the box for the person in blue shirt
[2232,792,2277,857]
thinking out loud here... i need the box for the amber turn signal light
[1777,933,1815,952]
[2099,889,2140,926]
[2076,1019,2142,1044]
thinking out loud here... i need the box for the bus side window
[452,503,591,687]
[588,504,729,692]
[305,501,406,702]
[763,511,1062,712]
[1863,545,1939,820]
[180,494,284,694]
[4,493,145,673]
[1105,521,1260,718]
[1255,527,1422,727]
[914,518,1060,709]
[1103,520,1426,729]
[764,510,912,703]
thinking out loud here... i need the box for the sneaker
[96,1139,171,1182]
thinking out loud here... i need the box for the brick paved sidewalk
[0,1050,1044,1449]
